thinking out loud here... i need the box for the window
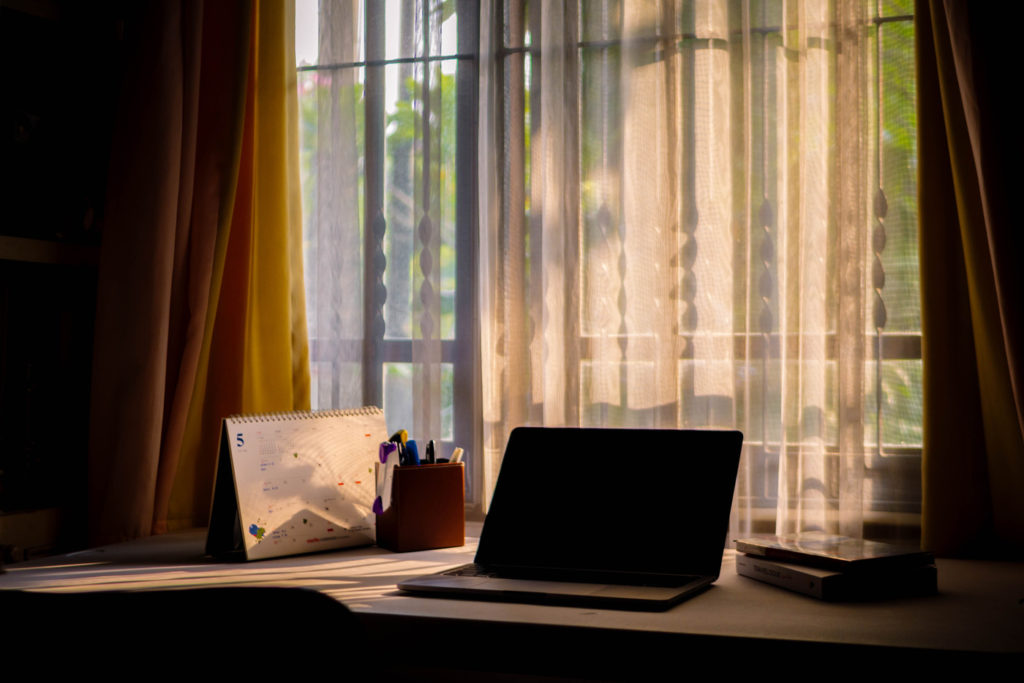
[297,0,481,504]
[299,0,921,536]
[482,0,921,536]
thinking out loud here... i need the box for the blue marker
[405,439,421,466]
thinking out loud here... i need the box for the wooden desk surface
[2,528,1021,676]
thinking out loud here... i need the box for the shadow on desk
[1,586,367,675]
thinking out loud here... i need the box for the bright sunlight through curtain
[296,1,920,539]
[478,0,921,540]
[299,0,452,446]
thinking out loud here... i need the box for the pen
[378,441,398,463]
[390,430,409,465]
[374,441,399,514]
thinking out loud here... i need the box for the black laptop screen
[474,427,742,579]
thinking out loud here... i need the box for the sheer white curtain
[304,0,365,408]
[479,0,890,538]
[301,0,448,447]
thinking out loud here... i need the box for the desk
[2,528,1021,678]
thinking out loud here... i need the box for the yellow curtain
[246,0,310,412]
[163,0,310,533]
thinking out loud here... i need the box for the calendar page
[219,408,387,560]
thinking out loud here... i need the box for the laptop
[397,427,743,611]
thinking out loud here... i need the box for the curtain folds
[479,0,911,537]
[302,1,449,446]
[917,0,1024,557]
[89,0,308,544]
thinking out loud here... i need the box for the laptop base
[398,564,714,612]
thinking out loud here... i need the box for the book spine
[735,554,826,599]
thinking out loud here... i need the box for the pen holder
[376,462,465,552]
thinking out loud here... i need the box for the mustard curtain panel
[917,0,1024,557]
[89,0,309,544]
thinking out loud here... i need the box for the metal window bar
[454,0,481,509]
[363,1,386,408]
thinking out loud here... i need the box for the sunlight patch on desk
[266,554,448,572]
[23,573,365,594]
[334,558,453,577]
[321,584,408,606]
[15,563,209,579]
[1,556,457,594]
[6,561,107,572]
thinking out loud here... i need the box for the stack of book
[734,533,937,601]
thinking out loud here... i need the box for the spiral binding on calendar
[227,406,383,423]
